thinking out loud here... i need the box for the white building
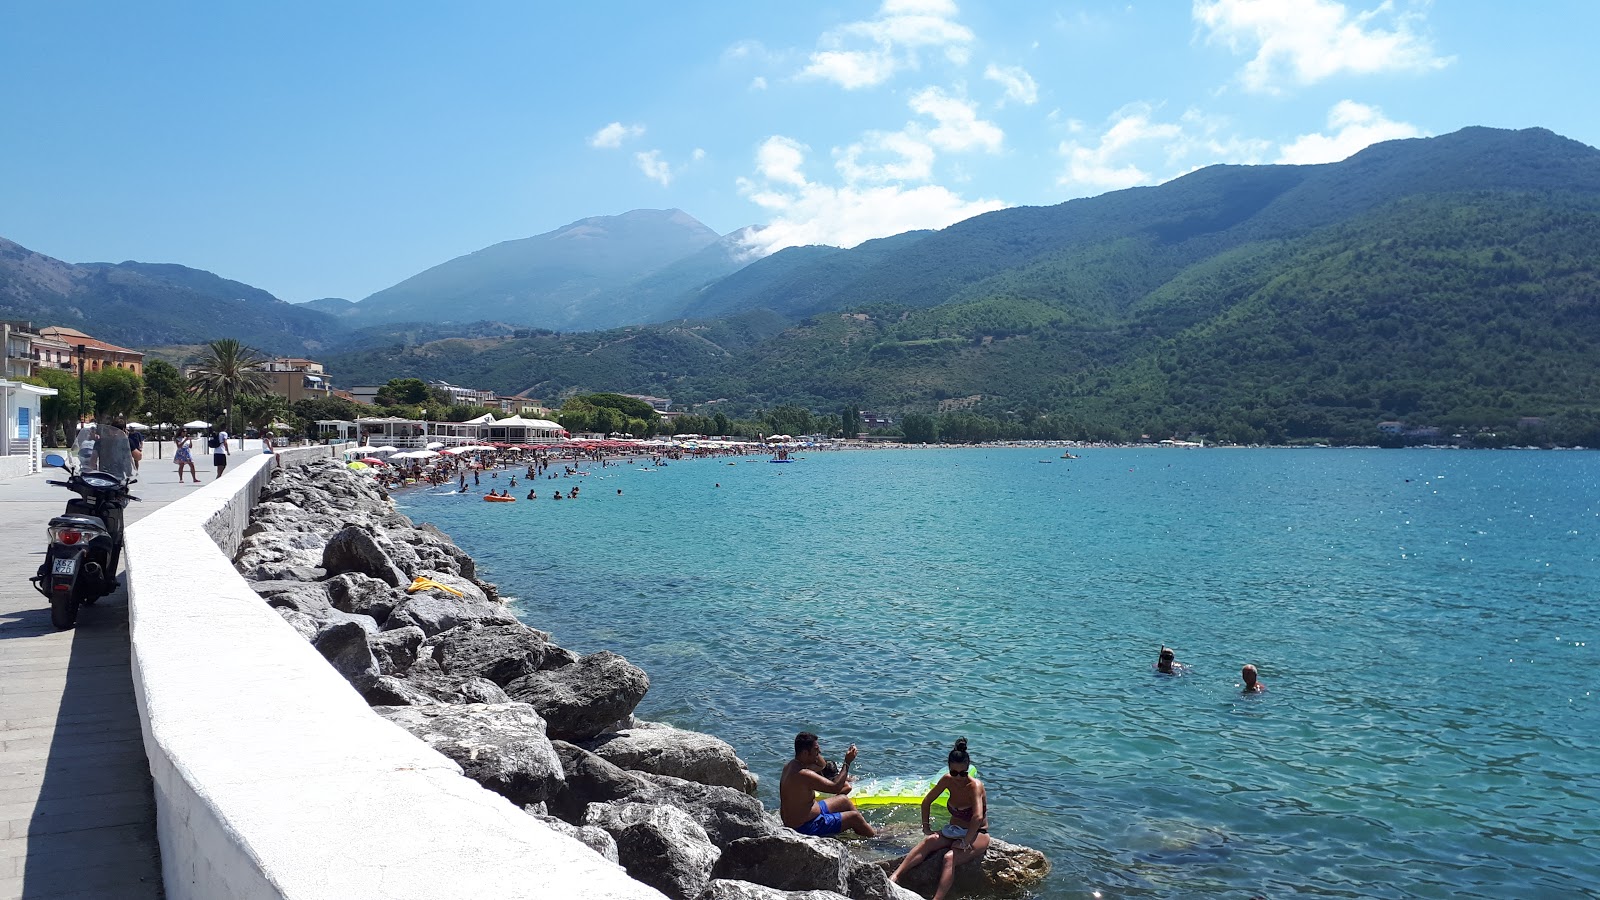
[0,378,57,478]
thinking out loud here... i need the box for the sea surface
[398,448,1600,899]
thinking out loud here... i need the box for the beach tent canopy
[425,441,445,450]
[125,422,149,431]
[346,445,378,454]
[373,446,399,454]
[183,420,210,428]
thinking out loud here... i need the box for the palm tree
[186,338,272,444]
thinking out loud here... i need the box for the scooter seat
[49,514,108,532]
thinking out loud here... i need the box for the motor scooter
[30,425,139,630]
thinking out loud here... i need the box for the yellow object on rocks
[407,576,464,597]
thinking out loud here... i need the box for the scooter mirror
[43,454,68,469]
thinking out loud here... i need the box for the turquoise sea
[398,448,1599,898]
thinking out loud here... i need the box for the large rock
[847,862,920,900]
[643,774,780,849]
[547,740,661,824]
[528,812,620,865]
[714,831,850,895]
[326,571,402,622]
[383,592,517,638]
[321,525,407,587]
[429,622,569,686]
[417,522,477,579]
[589,723,759,794]
[369,626,424,675]
[585,800,720,900]
[313,620,378,682]
[375,702,565,806]
[255,581,335,619]
[274,606,321,641]
[505,651,650,741]
[697,881,850,900]
[878,838,1050,898]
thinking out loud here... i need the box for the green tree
[376,378,432,406]
[142,359,190,429]
[34,367,93,444]
[87,367,145,420]
[901,413,938,444]
[237,393,291,434]
[186,338,272,441]
[840,404,861,438]
[713,411,731,436]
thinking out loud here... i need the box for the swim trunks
[795,798,844,836]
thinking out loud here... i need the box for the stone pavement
[0,441,269,899]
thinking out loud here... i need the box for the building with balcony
[38,326,144,376]
[2,321,36,380]
[429,381,497,407]
[264,358,335,404]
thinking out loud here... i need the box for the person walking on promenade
[779,732,875,838]
[209,427,230,479]
[127,426,144,472]
[890,737,990,899]
[174,428,198,482]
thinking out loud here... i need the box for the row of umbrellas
[124,421,296,432]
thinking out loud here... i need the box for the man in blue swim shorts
[779,732,876,838]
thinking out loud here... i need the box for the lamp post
[75,344,86,424]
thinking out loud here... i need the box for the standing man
[780,732,876,838]
[127,425,144,473]
[210,427,230,479]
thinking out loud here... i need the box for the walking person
[127,426,144,472]
[174,428,198,482]
[209,427,230,479]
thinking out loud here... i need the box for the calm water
[398,448,1600,898]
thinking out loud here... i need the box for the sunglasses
[950,769,970,778]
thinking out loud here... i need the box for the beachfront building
[265,358,336,404]
[0,377,56,478]
[429,381,496,407]
[622,394,672,414]
[348,385,382,406]
[345,413,565,449]
[31,328,73,373]
[314,419,360,444]
[356,416,427,449]
[39,326,144,376]
[493,396,546,416]
[1,322,37,380]
[478,414,564,445]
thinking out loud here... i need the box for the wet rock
[585,800,720,900]
[588,723,759,794]
[376,702,565,806]
[322,525,407,587]
[714,830,850,895]
[505,651,650,741]
[878,838,1049,898]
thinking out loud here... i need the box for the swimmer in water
[1155,646,1187,675]
[1241,664,1265,693]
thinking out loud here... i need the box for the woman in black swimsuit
[889,737,990,899]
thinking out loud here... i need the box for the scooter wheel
[50,590,79,630]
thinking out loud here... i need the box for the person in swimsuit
[889,737,990,900]
[779,732,875,838]
[174,428,198,482]
[1242,664,1266,693]
[1156,646,1188,675]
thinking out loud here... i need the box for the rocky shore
[233,458,1049,900]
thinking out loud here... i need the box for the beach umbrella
[425,441,445,450]
[125,422,150,431]
[347,445,378,454]
[373,445,399,454]
[346,461,369,470]
[361,457,387,466]
[184,420,210,429]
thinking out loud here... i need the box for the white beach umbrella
[425,441,445,450]
[347,445,378,454]
[125,422,149,431]
[183,420,210,429]
[374,445,399,454]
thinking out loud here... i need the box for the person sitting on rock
[889,737,989,899]
[779,732,875,838]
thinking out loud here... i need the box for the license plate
[52,558,76,576]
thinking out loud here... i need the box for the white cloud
[589,122,645,149]
[635,150,673,186]
[1194,0,1452,94]
[908,87,1003,153]
[836,131,937,184]
[1055,104,1272,194]
[750,76,768,91]
[798,0,975,89]
[984,63,1038,106]
[691,148,707,162]
[738,135,1005,256]
[1277,100,1424,163]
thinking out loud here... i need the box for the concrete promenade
[0,442,267,899]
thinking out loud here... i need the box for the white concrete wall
[126,449,666,900]
[0,453,29,481]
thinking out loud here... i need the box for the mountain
[299,297,359,317]
[0,239,344,353]
[348,209,727,330]
[322,127,1600,446]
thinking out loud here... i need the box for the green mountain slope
[349,208,725,330]
[0,238,344,353]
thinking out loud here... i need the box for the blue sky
[2,1,1594,304]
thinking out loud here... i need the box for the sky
[2,1,1595,304]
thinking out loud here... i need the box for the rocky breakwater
[234,459,1047,900]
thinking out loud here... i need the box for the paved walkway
[0,442,266,899]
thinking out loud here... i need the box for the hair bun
[954,737,968,752]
